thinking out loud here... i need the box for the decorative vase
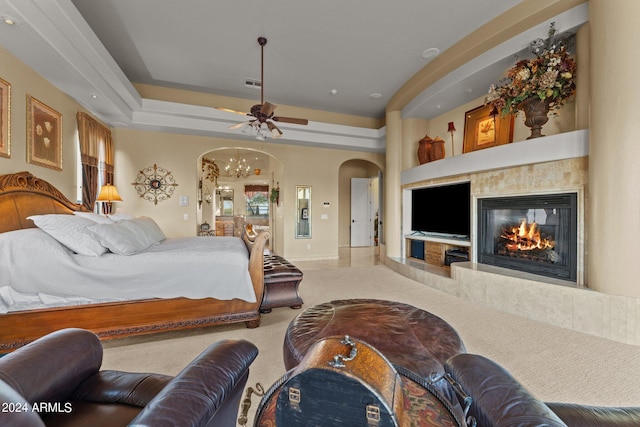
[417,135,433,164]
[431,137,445,160]
[519,97,550,139]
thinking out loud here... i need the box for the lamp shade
[96,184,122,202]
[447,121,456,132]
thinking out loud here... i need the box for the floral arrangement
[486,23,577,116]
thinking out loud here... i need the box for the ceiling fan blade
[216,107,250,116]
[261,102,277,117]
[228,121,250,130]
[272,116,309,126]
[267,121,283,138]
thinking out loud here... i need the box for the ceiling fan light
[257,124,271,140]
[241,122,256,135]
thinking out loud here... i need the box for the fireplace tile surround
[392,130,640,346]
[477,192,578,282]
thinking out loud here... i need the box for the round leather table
[283,299,466,378]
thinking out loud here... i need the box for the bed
[0,171,270,353]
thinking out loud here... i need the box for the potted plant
[374,210,379,246]
[270,185,280,205]
[485,23,576,139]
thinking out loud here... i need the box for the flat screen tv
[411,181,470,238]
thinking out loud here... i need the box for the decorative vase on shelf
[519,97,550,139]
[417,135,433,165]
[431,137,445,160]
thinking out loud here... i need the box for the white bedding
[0,228,256,313]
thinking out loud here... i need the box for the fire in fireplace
[478,193,577,281]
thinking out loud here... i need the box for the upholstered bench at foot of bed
[260,254,304,313]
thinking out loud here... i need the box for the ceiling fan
[217,37,309,140]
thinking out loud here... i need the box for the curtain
[102,129,114,186]
[77,112,113,211]
[244,184,269,200]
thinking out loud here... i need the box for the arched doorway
[197,147,284,252]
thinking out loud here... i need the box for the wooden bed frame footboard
[0,171,270,353]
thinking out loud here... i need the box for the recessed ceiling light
[421,47,440,59]
[369,93,382,99]
[90,94,99,99]
[1,15,18,25]
[330,89,338,96]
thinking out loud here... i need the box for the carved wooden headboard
[0,171,87,233]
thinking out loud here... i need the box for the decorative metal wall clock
[131,163,178,205]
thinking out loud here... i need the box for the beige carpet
[102,264,640,424]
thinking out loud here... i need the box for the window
[245,185,269,218]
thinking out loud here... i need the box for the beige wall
[418,96,577,171]
[588,0,640,297]
[0,44,385,261]
[0,45,89,197]
[112,127,383,261]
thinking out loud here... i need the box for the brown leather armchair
[0,328,258,427]
[444,353,640,427]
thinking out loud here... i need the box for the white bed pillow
[132,216,166,242]
[73,211,113,224]
[107,213,134,222]
[88,216,166,255]
[27,214,107,256]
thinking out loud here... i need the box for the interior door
[351,178,372,247]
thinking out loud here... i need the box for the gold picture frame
[463,104,514,153]
[27,95,62,170]
[0,78,10,159]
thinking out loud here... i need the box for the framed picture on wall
[0,77,10,159]
[462,104,514,153]
[26,95,62,170]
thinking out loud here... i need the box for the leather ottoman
[260,254,304,313]
[283,299,466,378]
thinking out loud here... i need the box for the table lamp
[447,122,456,156]
[96,183,122,214]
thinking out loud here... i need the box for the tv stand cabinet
[405,235,470,267]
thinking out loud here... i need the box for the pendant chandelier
[224,150,251,178]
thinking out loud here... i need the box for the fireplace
[477,193,577,281]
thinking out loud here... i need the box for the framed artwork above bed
[26,95,63,170]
